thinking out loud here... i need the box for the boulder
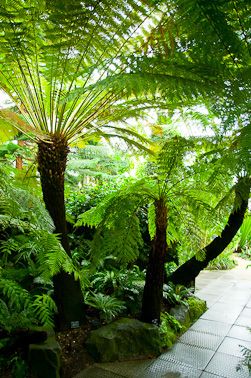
[29,335,61,378]
[170,303,191,329]
[86,317,161,362]
[187,296,207,322]
[170,296,207,330]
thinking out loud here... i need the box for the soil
[56,322,94,378]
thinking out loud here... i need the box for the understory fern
[32,294,57,329]
[85,292,126,322]
[0,278,57,330]
[0,168,87,330]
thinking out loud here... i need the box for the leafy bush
[0,278,57,331]
[85,293,126,323]
[239,247,251,261]
[207,251,236,270]
[163,282,192,306]
[187,296,207,322]
[89,266,145,317]
[159,312,182,348]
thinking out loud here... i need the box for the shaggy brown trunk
[141,197,168,325]
[168,176,251,286]
[37,136,85,331]
[16,140,25,170]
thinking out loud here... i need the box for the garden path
[75,257,251,377]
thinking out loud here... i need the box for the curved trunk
[168,177,251,286]
[141,197,168,325]
[37,136,85,331]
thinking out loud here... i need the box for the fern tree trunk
[37,136,85,331]
[141,197,167,325]
[168,176,251,286]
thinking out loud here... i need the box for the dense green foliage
[0,0,250,374]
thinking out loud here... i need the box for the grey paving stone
[179,330,223,350]
[160,343,214,370]
[74,366,124,378]
[199,372,224,378]
[227,325,251,342]
[96,360,153,377]
[235,282,251,290]
[140,358,201,378]
[204,352,250,377]
[220,292,250,302]
[218,297,250,306]
[195,293,219,308]
[241,307,251,318]
[201,309,239,324]
[140,358,202,377]
[235,315,251,327]
[210,302,244,315]
[190,319,231,336]
[217,336,251,358]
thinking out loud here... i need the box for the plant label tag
[71,321,80,329]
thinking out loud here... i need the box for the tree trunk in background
[168,176,251,287]
[37,136,85,331]
[141,197,168,325]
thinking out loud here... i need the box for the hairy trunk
[141,197,167,324]
[37,136,85,331]
[16,140,25,170]
[168,177,251,286]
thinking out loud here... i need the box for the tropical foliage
[0,4,251,377]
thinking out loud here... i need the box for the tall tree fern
[77,135,225,324]
[0,0,157,330]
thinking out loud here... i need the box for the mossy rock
[170,296,207,332]
[29,335,61,378]
[187,296,207,322]
[86,317,161,362]
[170,303,191,329]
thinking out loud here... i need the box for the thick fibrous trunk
[16,140,25,170]
[37,136,85,331]
[141,197,168,325]
[168,177,251,286]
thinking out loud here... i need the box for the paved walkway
[75,258,251,377]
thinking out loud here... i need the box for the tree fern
[32,294,57,329]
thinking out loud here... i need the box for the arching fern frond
[32,294,57,329]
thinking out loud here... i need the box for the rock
[29,335,61,378]
[170,296,207,331]
[187,296,207,322]
[86,317,161,362]
[170,303,191,329]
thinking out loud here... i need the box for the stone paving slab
[160,343,215,370]
[228,325,251,342]
[204,352,250,377]
[178,329,224,350]
[190,319,231,337]
[141,358,202,377]
[217,336,251,358]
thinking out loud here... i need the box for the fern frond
[32,294,57,329]
[0,278,31,312]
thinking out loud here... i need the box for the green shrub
[240,247,251,261]
[159,312,182,348]
[207,251,236,270]
[163,282,192,306]
[187,296,207,322]
[85,292,126,323]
